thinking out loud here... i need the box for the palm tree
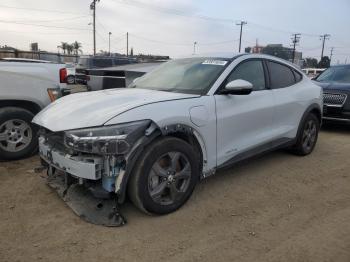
[59,42,69,54]
[72,41,82,55]
[66,44,74,55]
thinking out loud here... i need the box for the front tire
[128,137,200,215]
[0,107,38,160]
[291,113,320,156]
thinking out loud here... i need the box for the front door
[214,59,275,166]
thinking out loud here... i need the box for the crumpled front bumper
[38,137,127,226]
[38,136,103,180]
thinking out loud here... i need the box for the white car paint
[0,61,67,91]
[0,62,67,109]
[33,54,322,175]
[34,88,199,131]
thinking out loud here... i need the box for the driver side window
[227,60,266,91]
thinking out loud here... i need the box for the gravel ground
[0,124,349,262]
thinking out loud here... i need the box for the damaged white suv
[33,54,322,226]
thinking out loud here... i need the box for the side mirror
[221,79,253,95]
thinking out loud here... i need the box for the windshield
[316,66,350,83]
[129,57,230,95]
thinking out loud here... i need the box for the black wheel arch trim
[0,100,42,115]
[294,103,322,144]
[116,123,204,204]
[301,103,322,126]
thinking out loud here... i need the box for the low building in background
[245,42,303,67]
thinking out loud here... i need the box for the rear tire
[0,107,38,160]
[128,137,200,215]
[291,113,320,156]
[66,75,75,85]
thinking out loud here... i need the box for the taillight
[59,68,67,83]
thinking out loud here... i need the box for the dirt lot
[1,125,350,262]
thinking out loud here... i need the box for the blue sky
[0,0,349,63]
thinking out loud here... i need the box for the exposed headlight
[64,120,151,155]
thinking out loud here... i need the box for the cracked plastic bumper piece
[47,171,126,227]
[39,137,103,180]
[38,137,127,227]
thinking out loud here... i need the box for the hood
[313,81,350,93]
[33,88,199,132]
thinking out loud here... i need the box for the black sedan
[313,64,350,123]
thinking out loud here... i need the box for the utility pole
[236,21,247,53]
[90,0,100,56]
[193,41,197,55]
[291,33,301,64]
[108,32,112,56]
[330,47,334,64]
[320,34,330,60]
[126,32,129,57]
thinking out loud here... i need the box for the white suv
[33,54,322,224]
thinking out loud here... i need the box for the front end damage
[38,120,159,226]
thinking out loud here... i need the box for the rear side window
[267,61,295,89]
[293,71,302,82]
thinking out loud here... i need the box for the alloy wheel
[148,151,192,205]
[302,119,317,152]
[0,119,32,152]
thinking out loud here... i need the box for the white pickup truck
[0,59,67,160]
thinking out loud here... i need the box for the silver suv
[34,53,322,225]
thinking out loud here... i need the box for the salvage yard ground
[0,124,349,262]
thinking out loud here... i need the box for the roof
[177,52,241,59]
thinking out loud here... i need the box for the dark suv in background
[75,56,137,84]
[313,64,350,123]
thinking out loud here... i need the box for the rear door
[214,59,275,166]
[266,60,305,139]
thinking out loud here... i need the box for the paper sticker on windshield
[202,60,228,66]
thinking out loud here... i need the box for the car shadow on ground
[321,122,350,135]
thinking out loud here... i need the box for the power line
[112,0,325,39]
[248,22,319,37]
[129,33,192,46]
[96,18,110,34]
[129,33,237,47]
[0,28,89,36]
[0,4,85,15]
[0,20,91,31]
[112,0,234,23]
[2,15,90,24]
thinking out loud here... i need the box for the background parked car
[313,64,350,123]
[302,68,326,79]
[86,62,162,91]
[75,56,137,85]
[0,59,66,160]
